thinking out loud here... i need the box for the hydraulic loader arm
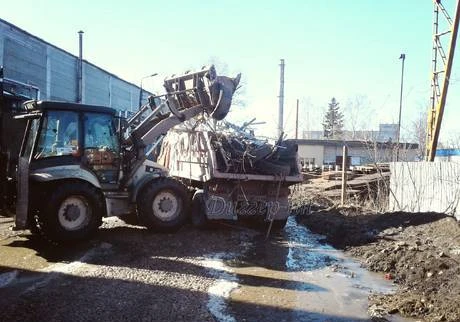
[127,65,241,149]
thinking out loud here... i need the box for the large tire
[137,178,189,232]
[255,159,291,176]
[250,144,273,162]
[191,190,209,229]
[277,141,298,159]
[37,181,103,242]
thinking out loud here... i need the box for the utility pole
[278,59,285,138]
[396,53,406,161]
[341,145,348,206]
[295,99,299,139]
[138,73,158,109]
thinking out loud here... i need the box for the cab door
[15,117,39,229]
[82,112,120,186]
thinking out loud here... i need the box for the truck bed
[157,127,303,184]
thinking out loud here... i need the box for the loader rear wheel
[37,182,103,242]
[137,178,189,232]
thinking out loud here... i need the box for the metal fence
[389,161,460,219]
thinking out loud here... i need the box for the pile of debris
[297,164,391,202]
[210,120,298,176]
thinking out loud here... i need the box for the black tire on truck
[137,178,189,232]
[255,159,291,176]
[191,190,209,229]
[37,181,103,242]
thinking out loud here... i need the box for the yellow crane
[426,0,460,161]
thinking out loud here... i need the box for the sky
[2,0,459,144]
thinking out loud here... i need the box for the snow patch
[202,253,239,322]
[285,217,336,271]
[26,243,110,293]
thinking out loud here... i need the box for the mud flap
[15,157,29,229]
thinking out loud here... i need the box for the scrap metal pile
[209,120,299,176]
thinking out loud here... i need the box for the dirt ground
[292,196,460,322]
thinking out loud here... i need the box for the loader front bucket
[163,65,240,121]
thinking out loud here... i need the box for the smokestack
[295,99,299,140]
[278,59,285,138]
[77,30,84,103]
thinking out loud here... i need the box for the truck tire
[277,141,298,159]
[37,181,103,242]
[191,190,209,229]
[255,159,291,176]
[137,178,189,232]
[250,144,273,162]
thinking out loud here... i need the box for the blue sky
[2,0,459,143]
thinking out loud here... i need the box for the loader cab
[14,101,121,231]
[19,101,120,184]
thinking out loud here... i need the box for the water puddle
[206,217,413,322]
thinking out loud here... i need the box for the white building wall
[298,145,324,165]
[389,161,460,220]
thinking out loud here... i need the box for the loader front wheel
[138,178,189,232]
[37,182,103,242]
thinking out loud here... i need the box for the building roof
[289,138,419,150]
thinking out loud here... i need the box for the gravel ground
[0,217,256,322]
[1,210,419,322]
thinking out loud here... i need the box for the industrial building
[0,18,150,111]
[292,139,419,167]
[302,123,399,142]
[434,149,460,162]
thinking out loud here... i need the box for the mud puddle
[206,218,414,322]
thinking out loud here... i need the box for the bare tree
[411,110,427,160]
[344,95,372,140]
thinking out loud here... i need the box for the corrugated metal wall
[389,162,460,219]
[0,19,145,111]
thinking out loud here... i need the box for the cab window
[35,110,79,159]
[83,113,119,152]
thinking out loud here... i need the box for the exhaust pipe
[77,30,83,103]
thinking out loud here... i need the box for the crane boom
[426,0,460,161]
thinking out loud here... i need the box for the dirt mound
[296,209,460,321]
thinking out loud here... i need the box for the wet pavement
[0,215,414,321]
[204,218,413,322]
